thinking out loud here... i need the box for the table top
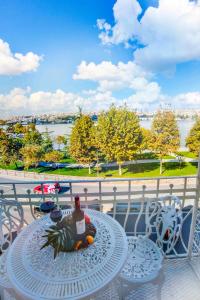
[7,209,128,300]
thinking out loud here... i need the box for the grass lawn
[59,157,76,163]
[177,151,197,159]
[26,162,198,178]
[0,162,23,170]
[134,152,175,160]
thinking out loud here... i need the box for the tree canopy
[20,145,44,169]
[96,105,142,175]
[69,115,96,173]
[23,123,42,145]
[149,110,180,174]
[44,150,63,162]
[41,127,53,153]
[55,135,67,150]
[0,129,23,166]
[186,117,200,156]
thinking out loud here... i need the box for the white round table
[7,209,128,300]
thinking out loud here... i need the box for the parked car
[33,182,61,194]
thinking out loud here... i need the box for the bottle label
[76,218,86,235]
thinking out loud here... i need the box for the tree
[0,119,6,126]
[23,123,42,145]
[13,123,25,134]
[149,110,180,174]
[20,145,44,169]
[41,127,53,153]
[96,105,142,175]
[69,115,96,174]
[44,150,63,162]
[186,117,200,156]
[139,128,152,154]
[6,124,14,134]
[0,129,23,167]
[55,135,67,150]
[8,137,23,167]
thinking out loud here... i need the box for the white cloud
[97,0,200,71]
[1,86,200,117]
[173,92,200,107]
[0,39,42,75]
[0,88,116,116]
[73,60,150,91]
[72,60,168,111]
[123,81,163,112]
[97,0,141,45]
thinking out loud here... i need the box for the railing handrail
[0,174,199,259]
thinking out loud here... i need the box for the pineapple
[41,215,96,258]
[41,222,75,258]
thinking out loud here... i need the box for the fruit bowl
[41,214,96,258]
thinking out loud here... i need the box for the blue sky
[0,0,200,115]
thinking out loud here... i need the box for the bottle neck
[75,198,80,210]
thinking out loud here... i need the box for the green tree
[96,105,142,175]
[20,145,44,169]
[0,129,23,167]
[13,123,25,134]
[139,128,152,154]
[23,123,42,145]
[69,115,96,174]
[6,124,14,134]
[44,150,63,162]
[55,135,67,150]
[0,129,10,165]
[186,117,200,156]
[8,137,23,167]
[41,127,53,153]
[149,110,180,174]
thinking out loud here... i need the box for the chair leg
[0,286,5,300]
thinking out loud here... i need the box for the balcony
[1,174,200,300]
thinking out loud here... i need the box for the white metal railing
[0,175,200,258]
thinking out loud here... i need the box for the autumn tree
[20,145,44,169]
[23,123,42,145]
[55,135,67,150]
[44,150,63,162]
[149,110,180,174]
[41,127,53,153]
[96,105,142,175]
[0,129,23,167]
[139,128,152,154]
[186,117,200,156]
[13,123,25,134]
[69,115,96,174]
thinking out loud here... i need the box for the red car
[33,183,61,194]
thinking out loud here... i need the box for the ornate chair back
[0,199,24,255]
[155,195,183,255]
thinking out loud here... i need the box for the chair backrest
[155,195,183,255]
[0,199,24,254]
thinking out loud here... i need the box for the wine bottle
[72,195,86,238]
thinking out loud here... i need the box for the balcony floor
[122,258,200,300]
[3,258,200,300]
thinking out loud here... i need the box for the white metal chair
[0,199,24,299]
[120,195,183,285]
